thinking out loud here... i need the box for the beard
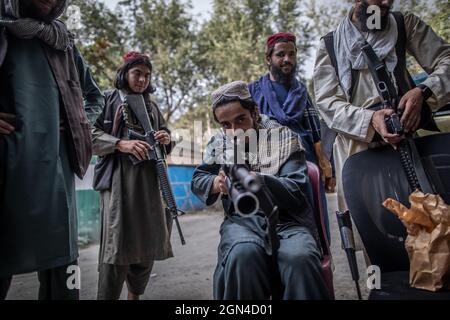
[269,62,297,86]
[20,0,57,22]
[356,0,392,33]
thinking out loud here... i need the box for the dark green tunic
[0,37,97,277]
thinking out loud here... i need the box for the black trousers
[0,261,79,300]
[0,275,11,300]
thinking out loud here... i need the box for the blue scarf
[249,74,311,130]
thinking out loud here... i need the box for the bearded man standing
[313,0,449,214]
[249,33,333,241]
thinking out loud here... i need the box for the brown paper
[383,191,450,292]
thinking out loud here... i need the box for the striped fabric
[205,115,303,176]
[0,0,73,51]
[302,99,322,143]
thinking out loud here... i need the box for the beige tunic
[92,95,174,265]
[313,12,450,211]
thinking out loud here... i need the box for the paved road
[7,194,370,300]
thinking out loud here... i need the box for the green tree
[178,0,322,129]
[117,0,141,47]
[196,0,272,87]
[394,0,448,75]
[125,0,199,124]
[178,0,267,131]
[64,0,128,90]
[276,0,301,32]
[197,0,319,85]
[275,0,315,77]
[306,0,353,38]
[173,97,217,131]
[395,0,427,18]
[426,0,449,42]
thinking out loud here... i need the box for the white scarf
[334,9,398,100]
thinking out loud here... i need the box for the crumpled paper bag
[383,191,450,292]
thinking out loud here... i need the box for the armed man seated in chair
[191,81,330,300]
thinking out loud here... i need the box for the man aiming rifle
[192,81,330,300]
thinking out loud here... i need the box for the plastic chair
[307,161,335,299]
[342,133,450,299]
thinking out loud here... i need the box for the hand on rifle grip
[212,170,229,195]
[154,130,171,146]
[371,109,404,147]
[0,112,16,135]
[398,87,423,133]
[116,139,152,161]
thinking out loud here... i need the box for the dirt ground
[6,193,370,300]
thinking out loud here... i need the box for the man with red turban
[249,32,333,242]
[92,51,174,300]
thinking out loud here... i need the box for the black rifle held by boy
[125,94,186,245]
